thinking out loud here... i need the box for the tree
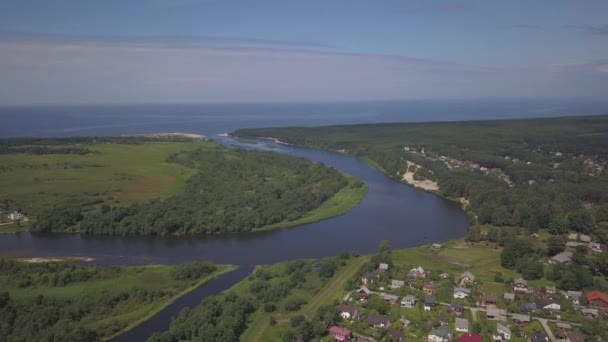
[546,235,566,256]
[319,260,337,278]
[568,210,596,233]
[494,272,504,283]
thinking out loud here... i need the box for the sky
[0,0,607,105]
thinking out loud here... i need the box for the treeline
[235,116,608,234]
[0,260,219,342]
[0,135,199,155]
[32,148,348,235]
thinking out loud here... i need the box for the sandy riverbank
[18,256,94,263]
[402,160,439,191]
[129,132,206,139]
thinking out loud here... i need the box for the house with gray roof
[455,317,469,332]
[390,279,405,289]
[459,271,475,285]
[427,325,453,342]
[550,251,573,264]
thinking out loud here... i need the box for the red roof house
[328,325,351,342]
[586,291,608,311]
[457,332,483,342]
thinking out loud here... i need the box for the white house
[543,303,561,311]
[9,211,23,221]
[340,304,358,320]
[453,286,471,299]
[390,279,405,289]
[494,322,512,340]
[455,317,469,333]
[401,295,416,308]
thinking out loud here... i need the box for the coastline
[18,256,94,263]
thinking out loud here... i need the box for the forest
[234,115,608,239]
[29,146,350,235]
[0,259,221,342]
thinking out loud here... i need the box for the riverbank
[18,256,94,263]
[401,160,439,191]
[254,175,368,232]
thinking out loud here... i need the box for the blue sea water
[1,98,607,138]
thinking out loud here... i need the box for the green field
[0,140,210,230]
[255,175,368,232]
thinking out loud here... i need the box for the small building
[545,286,556,294]
[379,263,389,272]
[550,251,573,264]
[586,290,608,311]
[423,296,436,311]
[589,242,606,253]
[486,308,507,322]
[340,304,359,320]
[494,322,511,340]
[565,332,585,342]
[566,290,582,305]
[456,332,482,342]
[565,241,586,248]
[453,286,471,299]
[381,293,399,305]
[8,211,23,221]
[328,325,352,342]
[423,282,437,295]
[400,318,411,327]
[543,302,561,311]
[357,286,371,302]
[530,333,548,342]
[408,266,427,279]
[389,330,405,341]
[367,315,391,328]
[361,272,380,285]
[556,322,571,330]
[455,317,469,332]
[427,325,453,342]
[513,278,528,293]
[390,279,405,289]
[483,295,499,307]
[568,233,591,243]
[581,307,599,318]
[504,293,515,301]
[459,271,475,285]
[448,303,464,315]
[439,272,450,279]
[522,302,537,313]
[511,313,530,324]
[401,295,416,308]
[432,243,442,249]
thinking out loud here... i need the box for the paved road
[538,318,557,342]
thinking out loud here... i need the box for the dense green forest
[235,115,608,239]
[29,145,350,235]
[0,259,221,342]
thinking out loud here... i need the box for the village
[325,243,608,342]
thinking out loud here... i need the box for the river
[0,136,469,341]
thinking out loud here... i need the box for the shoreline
[125,132,206,139]
[18,256,94,263]
[401,160,440,191]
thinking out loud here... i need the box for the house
[493,322,511,340]
[504,293,515,301]
[423,296,436,311]
[407,266,427,279]
[459,271,475,285]
[483,295,499,307]
[568,233,591,242]
[401,295,416,308]
[522,302,537,313]
[530,333,548,342]
[565,332,585,342]
[566,290,582,305]
[581,308,599,318]
[550,251,573,264]
[389,330,405,341]
[439,313,449,325]
[589,242,606,253]
[511,313,531,324]
[423,282,437,295]
[8,211,23,221]
[543,302,561,311]
[357,286,371,301]
[453,286,471,299]
[455,317,469,332]
[381,293,399,305]
[427,325,453,342]
[486,308,507,322]
[565,241,586,248]
[390,280,405,289]
[328,326,351,342]
[400,318,411,327]
[432,243,442,249]
[367,315,391,328]
[340,304,359,320]
[457,332,483,342]
[379,263,389,272]
[545,286,556,294]
[513,278,528,293]
[361,272,380,285]
[556,322,571,330]
[586,290,608,311]
[448,303,464,315]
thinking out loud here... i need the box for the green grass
[359,156,388,174]
[0,140,220,232]
[255,175,368,232]
[3,263,233,341]
[0,222,27,233]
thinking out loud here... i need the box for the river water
[0,136,469,340]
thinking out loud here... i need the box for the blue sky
[0,0,607,105]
